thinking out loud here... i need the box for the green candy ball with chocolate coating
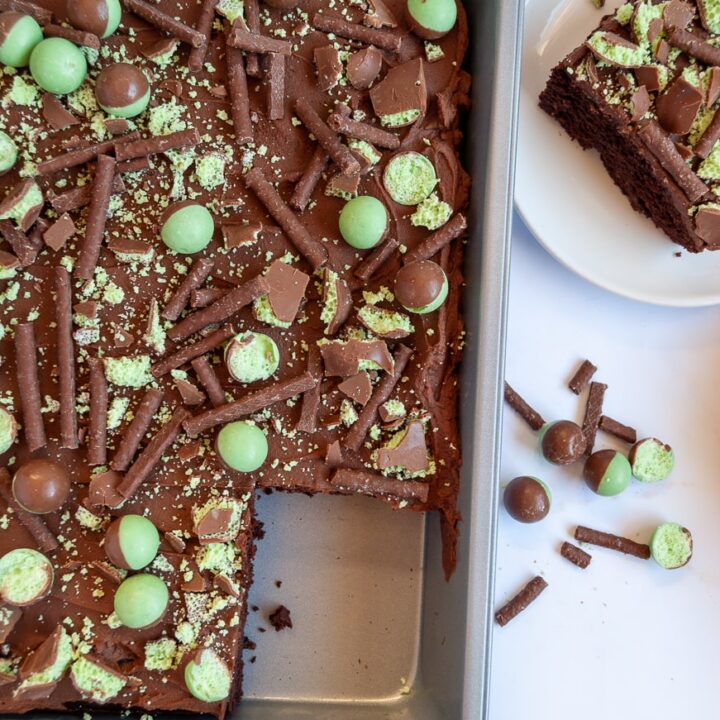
[339,195,387,249]
[185,649,232,703]
[113,573,168,629]
[66,0,122,39]
[583,449,631,497]
[406,0,458,40]
[105,514,160,570]
[95,63,151,119]
[216,420,268,472]
[0,12,43,68]
[394,260,448,314]
[650,522,693,569]
[161,202,214,254]
[0,131,17,175]
[629,437,674,483]
[30,37,87,95]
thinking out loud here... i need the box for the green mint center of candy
[185,650,231,703]
[651,523,692,568]
[226,332,279,383]
[0,548,51,604]
[632,440,674,482]
[408,0,458,33]
[383,152,437,205]
[70,657,126,702]
[0,131,17,172]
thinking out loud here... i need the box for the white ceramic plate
[517,0,720,307]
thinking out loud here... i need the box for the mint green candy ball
[106,514,160,570]
[185,649,232,703]
[114,574,168,629]
[0,13,43,68]
[161,202,214,254]
[339,195,387,250]
[30,38,87,95]
[407,0,458,39]
[66,0,122,39]
[216,421,268,472]
[0,131,17,174]
[101,88,150,119]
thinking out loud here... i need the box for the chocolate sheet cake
[0,0,471,715]
[540,0,720,252]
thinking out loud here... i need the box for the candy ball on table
[583,449,631,497]
[629,437,674,483]
[539,420,585,465]
[113,573,168,629]
[0,12,43,68]
[12,458,71,514]
[394,260,448,314]
[225,331,280,384]
[406,0,458,40]
[650,522,693,569]
[216,421,268,472]
[104,514,160,570]
[503,476,551,523]
[30,38,87,95]
[95,63,150,118]
[160,201,214,254]
[339,196,388,249]
[66,0,122,39]
[184,649,232,703]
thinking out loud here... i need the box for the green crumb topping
[254,295,291,329]
[75,506,103,530]
[167,147,196,199]
[650,522,692,569]
[320,269,339,332]
[381,399,406,419]
[689,108,715,146]
[325,178,359,201]
[0,548,52,605]
[383,152,437,206]
[68,86,99,116]
[411,193,453,230]
[196,153,227,191]
[18,627,73,691]
[144,638,179,671]
[70,657,125,703]
[148,99,187,137]
[357,305,414,337]
[144,302,166,354]
[615,3,634,24]
[107,396,130,430]
[196,542,238,575]
[0,265,17,281]
[104,356,153,388]
[700,0,720,33]
[193,499,244,541]
[348,139,381,165]
[633,2,667,51]
[363,286,394,305]
[340,399,358,427]
[698,142,720,180]
[630,438,675,482]
[0,181,42,227]
[0,657,16,679]
[586,31,647,67]
[424,42,445,62]
[102,282,124,305]
[380,109,421,128]
[217,0,245,23]
[150,43,178,67]
[3,76,39,107]
[185,649,231,703]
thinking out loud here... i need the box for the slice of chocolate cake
[540,0,720,252]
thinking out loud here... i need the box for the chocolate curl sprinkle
[495,576,548,627]
[87,358,108,466]
[44,23,100,50]
[55,267,78,449]
[244,0,262,76]
[168,274,268,343]
[152,324,235,378]
[311,12,401,53]
[268,52,285,121]
[115,128,200,162]
[345,344,413,452]
[581,381,607,455]
[404,213,468,263]
[111,388,164,472]
[245,167,328,270]
[191,356,226,407]
[162,258,215,322]
[503,382,545,432]
[568,359,597,395]
[124,0,207,47]
[188,0,218,72]
[184,372,317,436]
[74,155,116,281]
[575,526,650,560]
[667,26,720,67]
[294,98,361,176]
[226,43,253,145]
[331,468,429,504]
[599,415,637,444]
[560,542,592,569]
[327,113,400,149]
[354,237,399,283]
[0,0,51,24]
[117,406,190,500]
[0,469,58,553]
[290,147,329,212]
[14,323,46,452]
[295,346,322,433]
[228,24,292,54]
[49,175,125,215]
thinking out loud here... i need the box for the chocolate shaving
[222,222,261,248]
[338,372,372,406]
[152,324,235,378]
[598,415,637,444]
[560,541,592,569]
[162,258,215,322]
[44,23,100,49]
[268,52,285,121]
[86,470,124,509]
[269,605,292,631]
[48,175,125,214]
[568,359,597,394]
[314,45,343,91]
[43,213,76,252]
[495,576,548,627]
[263,260,309,323]
[574,526,650,560]
[191,287,226,308]
[581,381,607,455]
[184,371,317,436]
[630,85,651,123]
[245,166,328,270]
[354,237,399,282]
[14,323,46,452]
[115,128,200,162]
[330,468,429,504]
[320,339,393,376]
[311,12,401,53]
[164,531,186,553]
[667,26,720,67]
[289,147,329,212]
[117,406,190,500]
[404,213,468,263]
[87,358,108,466]
[503,382,545,432]
[55,267,78,449]
[191,356,226,407]
[41,94,79,130]
[345,344,412,452]
[226,42,253,145]
[111,388,164,472]
[0,0,51,23]
[37,134,139,175]
[0,221,38,267]
[694,107,720,159]
[124,0,207,47]
[228,25,292,54]
[295,346,322,433]
[0,179,43,231]
[327,113,400,149]
[188,0,218,71]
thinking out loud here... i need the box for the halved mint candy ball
[105,514,160,570]
[216,420,268,472]
[394,260,448,314]
[339,195,387,249]
[95,63,151,118]
[184,649,231,703]
[0,12,42,68]
[0,131,17,175]
[30,38,87,95]
[161,201,214,254]
[629,437,674,483]
[406,0,458,40]
[0,548,54,606]
[650,522,692,569]
[225,331,280,384]
[114,573,168,629]
[0,405,17,453]
[66,0,122,39]
[383,151,437,206]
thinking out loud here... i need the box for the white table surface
[489,214,720,719]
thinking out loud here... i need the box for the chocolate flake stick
[268,52,285,121]
[568,359,597,395]
[575,526,650,560]
[345,344,413,452]
[188,0,218,72]
[152,324,235,378]
[191,356,225,407]
[295,346,322,433]
[503,382,545,432]
[560,541,592,569]
[48,175,125,215]
[294,98,361,176]
[354,237,399,282]
[330,468,430,504]
[117,156,151,174]
[162,258,215,322]
[667,26,720,67]
[495,576,548,627]
[245,167,328,270]
[311,12,401,53]
[226,43,253,145]
[111,388,164,472]
[327,113,400,149]
[244,0,262,76]
[228,24,292,54]
[599,415,637,444]
[290,147,329,212]
[581,381,607,455]
[14,323,46,452]
[115,128,200,162]
[87,358,108,466]
[117,406,190,500]
[74,155,116,281]
[191,287,225,308]
[44,23,100,50]
[184,371,317,436]
[124,0,207,47]
[55,267,78,449]
[404,213,468,263]
[0,0,51,24]
[37,138,118,175]
[168,274,267,342]
[696,104,720,159]
[0,470,58,553]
